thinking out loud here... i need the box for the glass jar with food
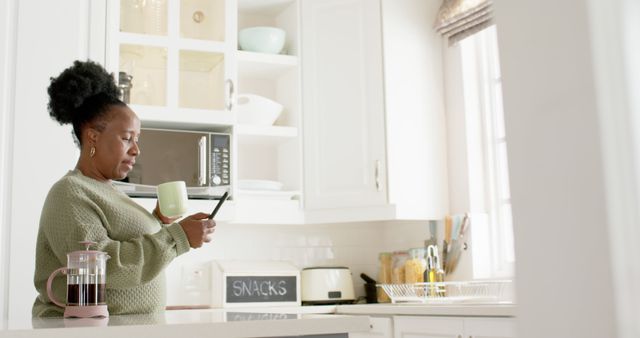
[377,252,392,303]
[391,250,409,284]
[404,247,427,284]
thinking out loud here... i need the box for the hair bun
[47,60,120,125]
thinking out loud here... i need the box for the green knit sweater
[32,170,191,317]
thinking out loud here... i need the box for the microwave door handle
[198,136,207,186]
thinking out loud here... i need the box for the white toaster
[301,266,355,304]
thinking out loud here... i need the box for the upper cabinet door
[106,0,238,128]
[301,0,387,210]
[381,0,449,220]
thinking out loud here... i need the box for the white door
[301,0,387,210]
[394,316,464,338]
[463,318,516,338]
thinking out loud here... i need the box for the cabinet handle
[198,136,207,186]
[226,79,234,110]
[375,160,381,191]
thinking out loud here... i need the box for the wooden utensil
[444,216,452,249]
[442,216,452,271]
[446,214,470,273]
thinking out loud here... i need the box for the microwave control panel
[210,133,231,187]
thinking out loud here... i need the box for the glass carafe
[47,241,111,318]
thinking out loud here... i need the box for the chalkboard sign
[226,276,297,303]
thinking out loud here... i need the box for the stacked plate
[237,179,299,200]
[237,179,284,191]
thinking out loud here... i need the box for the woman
[32,60,215,317]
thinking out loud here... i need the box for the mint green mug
[157,181,188,217]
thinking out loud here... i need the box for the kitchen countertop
[335,303,516,317]
[0,303,516,337]
[1,309,369,338]
[226,303,516,317]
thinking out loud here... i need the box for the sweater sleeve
[42,184,191,290]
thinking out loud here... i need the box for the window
[460,25,515,278]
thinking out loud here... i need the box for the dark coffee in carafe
[67,283,106,305]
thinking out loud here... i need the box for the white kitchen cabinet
[235,0,303,208]
[301,0,391,218]
[92,0,448,224]
[350,317,393,338]
[393,316,516,338]
[381,0,449,220]
[300,0,449,222]
[394,316,464,338]
[106,0,238,127]
[95,0,304,222]
[463,317,517,338]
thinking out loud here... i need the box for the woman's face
[91,105,141,180]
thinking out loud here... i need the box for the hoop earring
[90,146,96,158]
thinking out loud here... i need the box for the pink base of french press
[63,304,109,318]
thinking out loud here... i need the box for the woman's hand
[179,213,216,249]
[153,202,181,224]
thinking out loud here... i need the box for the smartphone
[208,191,229,219]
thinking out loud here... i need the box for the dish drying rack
[378,280,512,304]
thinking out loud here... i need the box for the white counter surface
[1,309,369,338]
[223,303,516,317]
[0,303,516,338]
[335,303,516,317]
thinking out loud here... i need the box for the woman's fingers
[189,212,210,220]
[179,214,217,249]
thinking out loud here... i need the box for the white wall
[494,0,616,337]
[164,220,429,306]
[0,0,18,326]
[7,0,87,321]
[587,0,640,336]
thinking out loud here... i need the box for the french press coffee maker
[46,241,110,318]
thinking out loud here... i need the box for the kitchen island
[0,309,370,338]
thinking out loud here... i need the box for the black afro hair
[47,60,124,144]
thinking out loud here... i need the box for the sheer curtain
[434,0,493,45]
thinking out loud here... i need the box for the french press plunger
[47,241,110,318]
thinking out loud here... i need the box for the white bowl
[236,94,283,125]
[239,26,286,54]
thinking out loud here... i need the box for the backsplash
[165,220,433,305]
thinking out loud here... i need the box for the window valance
[434,0,493,45]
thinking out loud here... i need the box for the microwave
[115,128,231,199]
